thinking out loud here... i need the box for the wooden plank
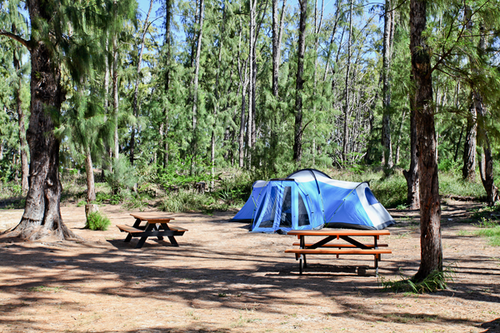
[292,242,388,248]
[130,213,175,222]
[287,229,390,237]
[166,225,188,232]
[116,224,143,234]
[284,249,392,255]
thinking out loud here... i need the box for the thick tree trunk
[381,0,393,169]
[11,0,79,240]
[410,0,442,282]
[293,0,307,163]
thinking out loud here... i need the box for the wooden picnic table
[116,213,188,249]
[285,229,392,275]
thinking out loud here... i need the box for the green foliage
[159,190,213,213]
[370,174,408,208]
[439,173,486,198]
[123,193,150,211]
[157,156,209,189]
[84,211,111,231]
[381,267,455,294]
[104,157,137,195]
[470,205,500,246]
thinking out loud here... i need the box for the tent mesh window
[259,186,278,228]
[279,186,292,228]
[297,193,310,226]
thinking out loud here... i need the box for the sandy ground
[0,200,499,333]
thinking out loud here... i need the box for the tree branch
[0,29,31,51]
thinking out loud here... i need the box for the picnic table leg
[160,223,179,247]
[154,224,164,241]
[125,218,142,242]
[299,236,307,274]
[135,223,154,248]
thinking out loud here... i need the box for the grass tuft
[85,211,111,231]
[380,267,454,293]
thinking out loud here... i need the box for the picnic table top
[130,213,176,222]
[287,229,391,237]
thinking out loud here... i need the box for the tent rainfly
[231,169,395,233]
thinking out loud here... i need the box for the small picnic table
[116,213,188,249]
[285,229,392,275]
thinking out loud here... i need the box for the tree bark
[163,0,173,167]
[247,0,257,166]
[191,0,204,147]
[403,91,420,209]
[381,0,393,169]
[476,26,498,204]
[11,0,79,241]
[293,0,307,163]
[410,0,442,282]
[112,29,119,160]
[342,0,354,164]
[12,28,29,195]
[462,6,476,182]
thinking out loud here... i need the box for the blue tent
[231,169,395,233]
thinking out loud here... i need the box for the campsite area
[1,200,499,333]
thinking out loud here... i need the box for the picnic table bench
[116,213,188,248]
[285,229,392,275]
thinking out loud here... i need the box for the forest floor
[0,199,500,333]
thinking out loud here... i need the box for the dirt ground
[1,200,500,333]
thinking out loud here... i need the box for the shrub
[85,211,111,231]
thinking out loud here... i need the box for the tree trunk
[293,0,307,164]
[211,2,226,191]
[342,0,354,164]
[410,0,442,282]
[476,25,498,204]
[381,0,393,169]
[84,146,98,220]
[191,0,204,153]
[237,21,248,168]
[403,92,420,209]
[163,0,173,168]
[247,0,257,167]
[130,0,154,166]
[11,0,79,241]
[462,102,477,181]
[112,32,119,160]
[462,6,476,182]
[102,36,111,178]
[13,41,29,195]
[394,108,406,165]
[311,0,324,165]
